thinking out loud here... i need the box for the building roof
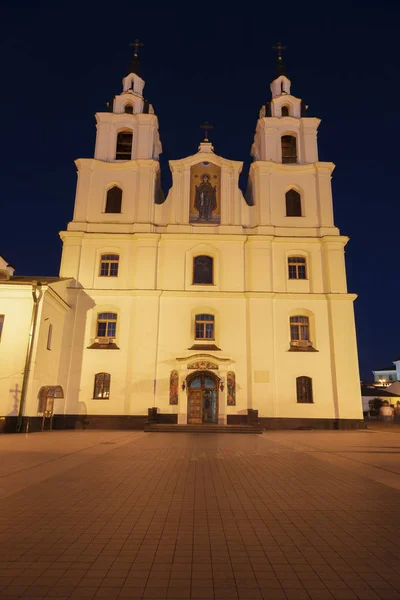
[361,384,400,398]
[373,366,396,372]
[7,276,70,284]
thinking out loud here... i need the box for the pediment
[175,353,235,367]
[169,147,242,174]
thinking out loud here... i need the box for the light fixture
[181,381,186,391]
[219,381,225,392]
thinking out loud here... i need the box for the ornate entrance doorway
[187,371,219,424]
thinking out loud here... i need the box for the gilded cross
[272,42,286,60]
[200,121,213,141]
[129,39,144,57]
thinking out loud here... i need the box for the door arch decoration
[187,371,219,424]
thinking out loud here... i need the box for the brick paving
[0,430,400,600]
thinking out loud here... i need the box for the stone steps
[144,424,263,434]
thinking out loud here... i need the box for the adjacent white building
[0,52,363,431]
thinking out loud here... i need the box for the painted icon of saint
[194,174,217,221]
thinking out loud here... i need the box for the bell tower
[60,43,163,282]
[94,40,162,162]
[248,44,336,234]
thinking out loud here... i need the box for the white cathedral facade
[0,52,363,432]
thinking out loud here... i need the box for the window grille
[296,376,313,403]
[93,373,111,399]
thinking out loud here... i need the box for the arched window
[193,256,213,285]
[288,256,307,280]
[281,135,297,163]
[195,314,215,340]
[93,373,111,399]
[105,186,122,213]
[290,316,310,346]
[125,105,133,114]
[285,189,302,216]
[296,376,313,403]
[281,105,289,117]
[116,131,133,160]
[99,254,119,277]
[97,313,117,339]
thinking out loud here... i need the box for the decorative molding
[187,361,218,370]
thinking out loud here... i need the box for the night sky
[2,1,399,380]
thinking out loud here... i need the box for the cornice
[75,158,160,172]
[169,151,243,172]
[249,160,335,174]
[95,112,157,124]
[65,288,357,301]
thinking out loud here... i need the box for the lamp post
[16,282,42,433]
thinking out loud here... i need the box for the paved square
[0,429,400,599]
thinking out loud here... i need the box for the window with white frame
[97,313,117,339]
[99,254,119,277]
[288,256,307,279]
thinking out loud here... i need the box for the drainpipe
[16,282,43,433]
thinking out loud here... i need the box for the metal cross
[129,39,144,57]
[272,42,287,60]
[200,121,213,141]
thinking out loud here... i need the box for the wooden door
[188,389,202,424]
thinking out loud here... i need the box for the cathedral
[0,47,363,432]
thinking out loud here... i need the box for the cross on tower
[129,39,144,57]
[272,42,286,61]
[200,121,213,141]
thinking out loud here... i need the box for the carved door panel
[188,389,202,424]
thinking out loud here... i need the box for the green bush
[369,397,383,416]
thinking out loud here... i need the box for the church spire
[272,42,287,77]
[126,39,144,76]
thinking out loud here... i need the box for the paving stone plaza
[1,429,400,600]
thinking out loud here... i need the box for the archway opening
[187,371,219,424]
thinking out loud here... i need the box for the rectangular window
[296,376,313,403]
[288,257,307,280]
[195,314,215,340]
[0,315,4,341]
[99,255,119,277]
[97,313,117,339]
[47,324,53,350]
[93,373,111,399]
[290,316,310,342]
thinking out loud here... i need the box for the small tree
[369,397,383,417]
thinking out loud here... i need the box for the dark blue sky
[1,0,399,380]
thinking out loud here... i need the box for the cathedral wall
[57,287,362,421]
[0,288,33,417]
[25,290,70,416]
[71,159,160,226]
[327,297,363,420]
